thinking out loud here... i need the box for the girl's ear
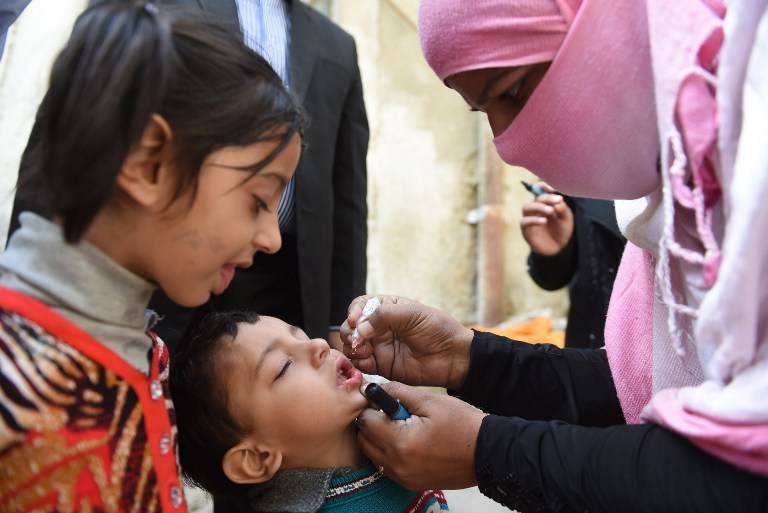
[116,114,175,209]
[222,442,283,485]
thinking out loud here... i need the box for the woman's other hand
[357,382,485,490]
[520,182,574,256]
[341,295,473,390]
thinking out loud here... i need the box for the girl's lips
[336,356,363,388]
[215,264,236,294]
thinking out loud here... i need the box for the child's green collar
[246,464,379,513]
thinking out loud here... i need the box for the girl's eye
[252,196,270,215]
[275,359,292,381]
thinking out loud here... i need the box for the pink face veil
[418,0,661,200]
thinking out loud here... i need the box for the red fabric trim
[0,287,140,379]
[0,286,187,513]
[404,490,447,513]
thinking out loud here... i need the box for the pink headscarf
[419,0,660,200]
[419,0,768,477]
[419,0,579,81]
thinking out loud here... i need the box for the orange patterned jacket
[0,287,187,513]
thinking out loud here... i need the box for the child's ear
[116,114,175,209]
[222,442,283,485]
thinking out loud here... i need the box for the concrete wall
[328,0,478,319]
[0,0,567,325]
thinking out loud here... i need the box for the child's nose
[308,338,330,368]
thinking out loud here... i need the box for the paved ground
[444,487,513,512]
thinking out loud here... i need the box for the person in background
[521,182,625,348]
[148,0,369,353]
[0,0,31,61]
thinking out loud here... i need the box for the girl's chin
[164,288,208,308]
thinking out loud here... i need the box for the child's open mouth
[336,356,363,388]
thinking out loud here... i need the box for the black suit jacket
[8,1,369,346]
[283,0,369,336]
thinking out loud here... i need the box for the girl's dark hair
[35,0,304,242]
[170,310,261,497]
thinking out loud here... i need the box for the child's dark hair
[170,310,261,496]
[33,0,304,242]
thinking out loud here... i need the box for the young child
[171,311,449,513]
[0,2,303,512]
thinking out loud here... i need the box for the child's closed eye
[275,359,292,381]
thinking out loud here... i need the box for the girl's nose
[252,212,282,254]
[308,337,330,368]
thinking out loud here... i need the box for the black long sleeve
[457,332,768,513]
[453,331,624,426]
[527,234,577,292]
[475,416,768,513]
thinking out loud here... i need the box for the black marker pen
[360,382,411,420]
[521,180,547,197]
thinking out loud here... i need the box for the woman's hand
[357,382,486,490]
[520,182,574,256]
[341,295,473,390]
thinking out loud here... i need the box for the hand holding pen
[519,181,574,257]
[356,381,486,490]
[341,298,485,489]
